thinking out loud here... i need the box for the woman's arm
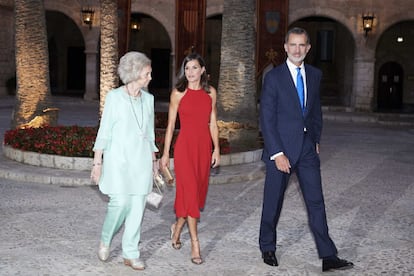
[91,149,103,184]
[90,91,115,184]
[209,86,220,168]
[160,88,182,169]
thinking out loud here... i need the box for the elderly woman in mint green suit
[90,51,158,271]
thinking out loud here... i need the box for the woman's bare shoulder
[171,88,186,97]
[209,85,217,91]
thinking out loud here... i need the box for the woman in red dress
[160,53,220,265]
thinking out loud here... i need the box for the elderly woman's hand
[152,159,159,176]
[90,164,102,185]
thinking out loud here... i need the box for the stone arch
[207,4,223,17]
[289,8,356,42]
[131,2,176,87]
[131,3,174,54]
[128,11,172,100]
[44,1,82,27]
[374,20,414,112]
[44,0,100,51]
[373,12,414,46]
[289,15,356,107]
[44,10,86,97]
[44,0,100,100]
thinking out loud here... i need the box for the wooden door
[377,62,403,110]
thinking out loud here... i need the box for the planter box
[3,144,262,171]
[3,144,92,171]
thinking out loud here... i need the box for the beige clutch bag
[147,173,164,209]
[161,166,174,186]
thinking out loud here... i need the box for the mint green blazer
[93,87,158,195]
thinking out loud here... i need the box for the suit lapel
[304,65,314,116]
[282,63,304,115]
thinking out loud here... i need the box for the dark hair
[285,27,310,44]
[175,52,210,93]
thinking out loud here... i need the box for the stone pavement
[0,95,414,275]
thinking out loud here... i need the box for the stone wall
[1,0,414,110]
[288,0,414,110]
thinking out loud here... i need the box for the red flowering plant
[4,126,98,157]
[3,113,231,158]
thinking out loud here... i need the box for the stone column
[84,49,99,100]
[83,28,100,101]
[351,31,377,112]
[352,57,376,111]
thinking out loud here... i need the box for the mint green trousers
[100,194,146,259]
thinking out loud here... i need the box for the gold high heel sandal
[190,239,203,265]
[170,223,182,250]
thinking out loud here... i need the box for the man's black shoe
[262,251,278,266]
[322,257,354,272]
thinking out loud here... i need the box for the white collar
[286,59,304,72]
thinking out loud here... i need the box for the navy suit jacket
[260,62,323,165]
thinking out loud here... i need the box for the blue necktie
[296,67,305,112]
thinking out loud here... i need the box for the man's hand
[274,154,291,174]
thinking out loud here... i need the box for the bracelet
[92,163,102,166]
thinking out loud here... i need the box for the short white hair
[117,51,151,84]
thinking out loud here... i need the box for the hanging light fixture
[131,20,141,31]
[362,14,375,37]
[130,15,141,31]
[81,6,94,29]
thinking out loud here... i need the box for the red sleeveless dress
[173,88,212,218]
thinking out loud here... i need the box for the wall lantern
[131,15,141,31]
[131,19,141,31]
[362,14,375,37]
[81,7,94,29]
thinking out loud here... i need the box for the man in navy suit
[259,27,353,272]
